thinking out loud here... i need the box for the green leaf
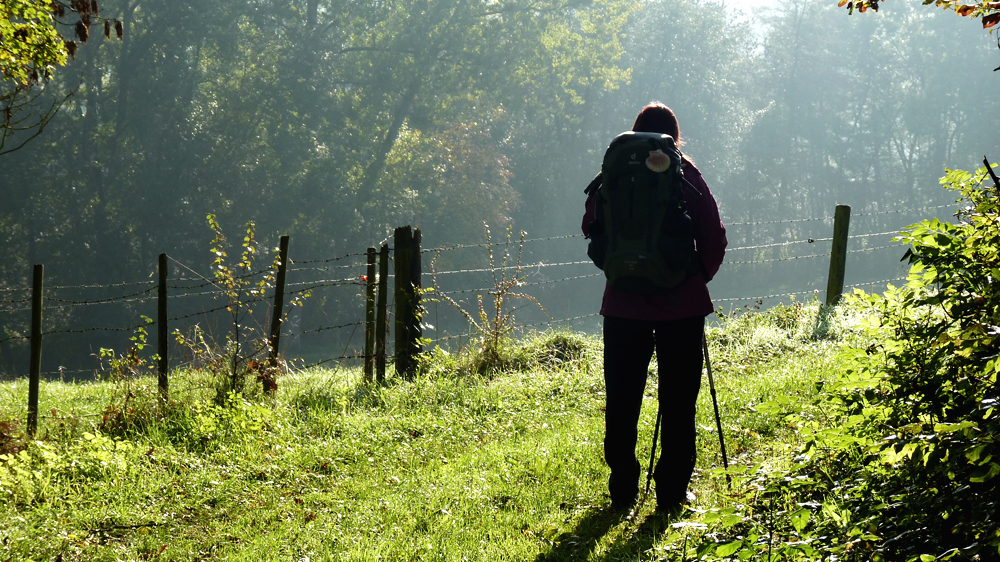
[716,541,742,557]
[969,463,1000,483]
[790,508,811,532]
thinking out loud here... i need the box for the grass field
[0,301,870,561]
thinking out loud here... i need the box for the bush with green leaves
[843,165,1000,559]
[693,164,1000,561]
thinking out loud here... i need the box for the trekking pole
[644,409,662,497]
[704,334,732,491]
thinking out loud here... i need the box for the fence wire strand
[854,203,955,217]
[48,280,157,290]
[43,286,157,307]
[728,238,830,252]
[430,260,592,277]
[726,253,827,265]
[292,252,368,265]
[294,320,364,336]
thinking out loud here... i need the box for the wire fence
[0,200,959,381]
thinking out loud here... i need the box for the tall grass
[0,301,868,561]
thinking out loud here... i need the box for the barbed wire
[714,289,821,303]
[285,282,365,298]
[293,320,364,335]
[44,325,151,336]
[847,230,902,240]
[165,289,225,300]
[727,243,907,263]
[286,277,364,289]
[724,216,832,227]
[434,272,603,296]
[430,260,592,277]
[522,312,601,329]
[523,234,585,244]
[726,253,827,265]
[846,277,907,289]
[42,286,157,307]
[423,332,470,345]
[848,244,907,254]
[167,298,268,323]
[288,261,366,273]
[48,280,156,290]
[0,286,30,294]
[853,203,955,217]
[724,203,958,227]
[727,230,905,254]
[292,252,368,265]
[0,335,29,345]
[0,297,31,304]
[727,238,830,252]
[0,368,101,382]
[297,352,367,371]
[422,234,586,255]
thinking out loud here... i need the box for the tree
[1,0,121,155]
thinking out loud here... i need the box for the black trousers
[602,314,705,506]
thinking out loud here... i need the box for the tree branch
[984,156,1000,190]
[0,87,76,157]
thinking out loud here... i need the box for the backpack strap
[677,154,702,197]
[584,172,602,195]
[681,176,702,197]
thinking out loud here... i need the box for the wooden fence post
[364,247,377,384]
[268,235,290,368]
[826,205,851,306]
[394,227,411,378]
[27,264,43,437]
[409,228,422,373]
[393,226,422,380]
[376,244,389,384]
[158,253,168,400]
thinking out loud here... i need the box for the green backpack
[586,131,701,293]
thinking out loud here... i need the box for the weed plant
[430,224,547,375]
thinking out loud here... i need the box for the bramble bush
[845,164,1000,559]
[696,164,1000,560]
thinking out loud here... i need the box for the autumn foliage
[838,0,1000,29]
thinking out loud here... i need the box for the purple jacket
[582,160,727,321]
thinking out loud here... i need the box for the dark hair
[631,102,683,146]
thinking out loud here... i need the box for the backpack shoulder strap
[584,172,602,195]
[677,156,702,197]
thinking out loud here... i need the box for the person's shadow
[534,502,678,561]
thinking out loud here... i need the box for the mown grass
[0,301,870,561]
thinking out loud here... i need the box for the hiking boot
[610,493,637,513]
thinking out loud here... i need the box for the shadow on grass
[811,304,835,339]
[534,501,680,562]
[533,504,622,562]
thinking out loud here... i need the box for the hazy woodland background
[1,0,997,374]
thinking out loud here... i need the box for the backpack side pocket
[587,220,608,271]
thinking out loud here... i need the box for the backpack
[585,131,701,293]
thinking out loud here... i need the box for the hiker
[581,102,727,513]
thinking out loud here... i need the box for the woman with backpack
[581,102,727,513]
